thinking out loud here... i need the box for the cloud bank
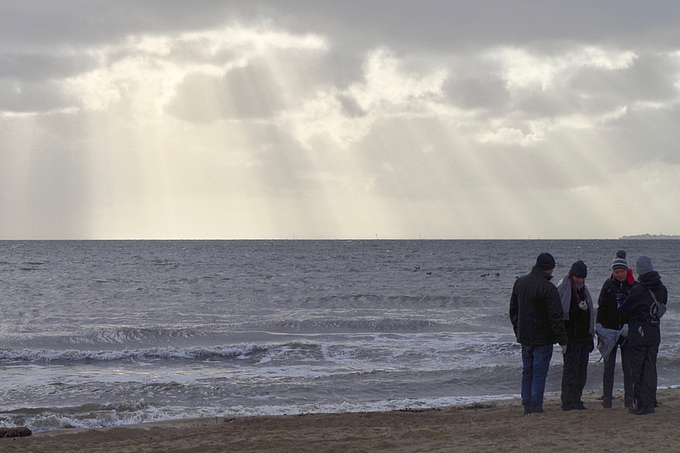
[2,1,680,238]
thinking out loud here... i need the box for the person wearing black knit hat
[596,250,635,409]
[535,252,556,272]
[557,260,595,411]
[618,256,668,415]
[509,253,568,416]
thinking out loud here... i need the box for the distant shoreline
[620,234,680,240]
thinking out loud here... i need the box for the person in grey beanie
[618,255,668,415]
[596,250,635,408]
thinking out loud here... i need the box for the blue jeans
[522,343,554,410]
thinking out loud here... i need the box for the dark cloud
[0,1,239,48]
[0,80,73,112]
[443,74,510,110]
[252,0,680,53]
[0,52,98,81]
[510,85,588,118]
[336,94,366,118]
[570,54,680,105]
[9,1,675,119]
[5,1,679,53]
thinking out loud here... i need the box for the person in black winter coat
[618,255,668,415]
[558,260,595,411]
[597,250,636,408]
[509,253,568,416]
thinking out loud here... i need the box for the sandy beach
[2,388,679,452]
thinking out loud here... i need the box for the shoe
[562,403,587,411]
[523,407,531,416]
[624,397,634,409]
[629,407,654,415]
[532,407,545,414]
[602,398,612,409]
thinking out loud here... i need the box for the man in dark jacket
[618,255,668,415]
[510,253,568,415]
[597,250,635,408]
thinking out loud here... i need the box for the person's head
[569,260,587,287]
[636,255,654,278]
[612,250,629,282]
[535,252,555,275]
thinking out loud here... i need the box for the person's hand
[561,344,568,354]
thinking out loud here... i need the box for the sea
[0,240,678,432]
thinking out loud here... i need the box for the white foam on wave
[319,332,520,372]
[8,394,519,432]
[0,344,262,362]
[221,394,518,418]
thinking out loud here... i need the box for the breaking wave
[0,342,320,363]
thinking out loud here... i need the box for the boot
[624,396,634,409]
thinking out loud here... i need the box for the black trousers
[628,341,659,411]
[602,341,633,405]
[561,342,589,409]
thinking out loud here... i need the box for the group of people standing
[509,250,668,416]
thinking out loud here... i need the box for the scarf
[557,275,595,337]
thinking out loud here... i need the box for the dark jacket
[618,271,668,346]
[510,266,568,346]
[597,276,635,330]
[566,286,593,347]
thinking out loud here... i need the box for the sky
[2,0,680,239]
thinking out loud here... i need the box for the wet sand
[3,388,680,452]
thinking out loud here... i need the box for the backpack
[648,289,667,320]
